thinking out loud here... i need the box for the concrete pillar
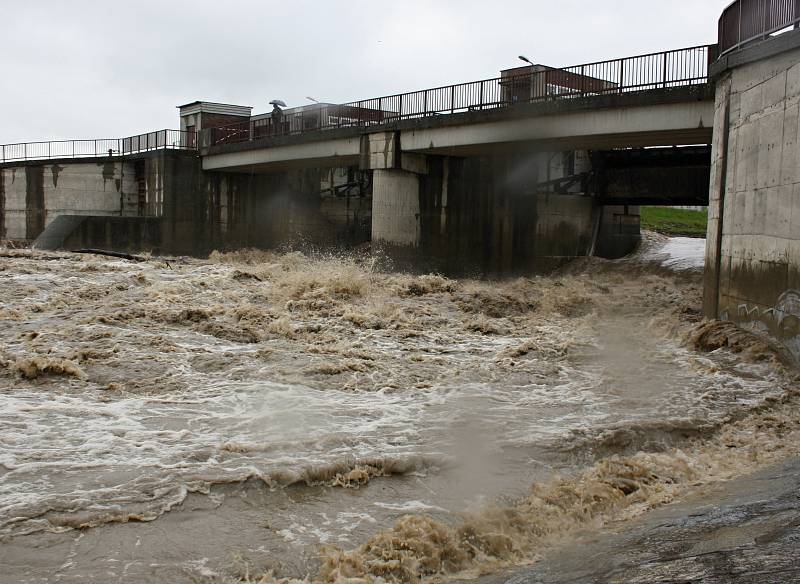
[371,168,421,247]
[361,132,399,171]
[703,73,732,318]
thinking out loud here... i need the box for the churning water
[1,236,799,583]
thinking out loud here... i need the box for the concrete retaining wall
[0,161,135,241]
[705,38,800,357]
[8,151,372,256]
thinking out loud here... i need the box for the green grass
[640,207,708,238]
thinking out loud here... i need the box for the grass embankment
[640,207,708,238]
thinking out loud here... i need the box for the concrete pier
[372,168,421,247]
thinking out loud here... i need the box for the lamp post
[514,55,540,103]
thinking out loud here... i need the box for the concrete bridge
[199,46,715,173]
[180,45,717,268]
[200,85,715,173]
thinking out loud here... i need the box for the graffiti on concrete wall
[723,290,800,358]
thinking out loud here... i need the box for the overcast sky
[0,0,731,143]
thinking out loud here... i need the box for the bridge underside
[593,146,712,206]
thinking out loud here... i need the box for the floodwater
[1,235,799,583]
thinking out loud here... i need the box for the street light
[518,55,533,67]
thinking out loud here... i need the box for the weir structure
[1,1,800,349]
[0,45,717,273]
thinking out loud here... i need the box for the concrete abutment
[704,29,800,358]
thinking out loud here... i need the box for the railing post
[399,94,404,120]
[662,52,668,87]
[479,81,484,110]
[738,1,743,50]
[450,85,455,114]
[581,65,586,96]
[48,142,51,159]
[24,143,27,161]
[619,60,625,93]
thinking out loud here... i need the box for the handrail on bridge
[206,44,714,148]
[719,0,800,56]
[0,129,197,164]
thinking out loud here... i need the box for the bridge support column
[371,167,424,247]
[365,132,433,249]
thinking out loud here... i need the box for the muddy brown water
[0,237,798,583]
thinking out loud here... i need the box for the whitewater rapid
[1,236,798,583]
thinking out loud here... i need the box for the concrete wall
[3,151,371,255]
[705,39,800,357]
[0,161,136,241]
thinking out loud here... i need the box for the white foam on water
[0,245,791,557]
[642,236,707,271]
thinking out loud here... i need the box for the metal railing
[1,129,197,163]
[719,0,800,55]
[206,45,713,148]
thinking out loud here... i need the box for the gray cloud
[0,0,730,143]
